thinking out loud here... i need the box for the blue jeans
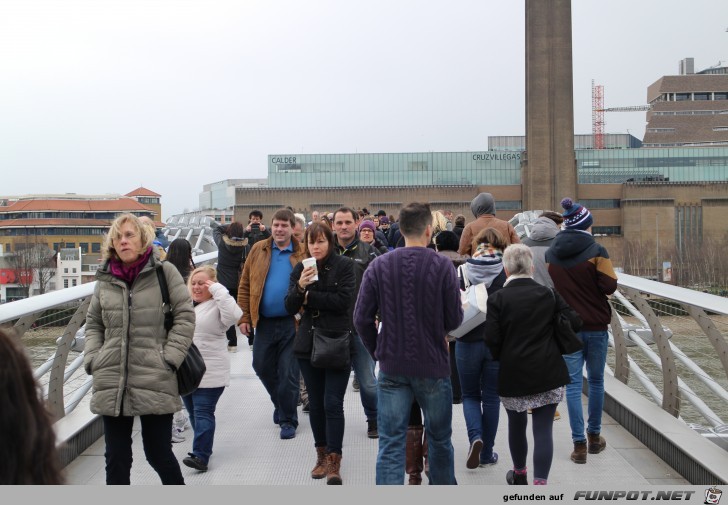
[376,371,456,485]
[182,387,225,465]
[252,316,300,428]
[563,330,609,442]
[351,332,377,421]
[298,358,350,454]
[454,340,500,461]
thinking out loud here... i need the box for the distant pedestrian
[458,193,520,256]
[211,220,247,352]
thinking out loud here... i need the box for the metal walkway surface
[63,345,689,486]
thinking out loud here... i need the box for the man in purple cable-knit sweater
[354,201,463,485]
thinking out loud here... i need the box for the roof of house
[0,198,152,213]
[125,187,161,197]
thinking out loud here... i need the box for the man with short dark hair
[237,208,306,439]
[332,207,380,439]
[354,202,463,485]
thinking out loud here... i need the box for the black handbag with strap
[549,288,584,355]
[310,327,352,371]
[156,266,206,396]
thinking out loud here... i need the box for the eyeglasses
[114,232,137,241]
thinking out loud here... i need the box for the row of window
[660,92,728,101]
[2,228,108,236]
[592,226,621,236]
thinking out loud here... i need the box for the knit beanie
[358,220,376,233]
[561,198,593,231]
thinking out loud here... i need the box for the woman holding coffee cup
[284,222,356,485]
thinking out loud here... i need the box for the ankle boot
[326,452,342,485]
[405,425,424,485]
[311,446,327,479]
[587,433,606,454]
[571,440,587,464]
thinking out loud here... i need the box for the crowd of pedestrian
[12,194,617,486]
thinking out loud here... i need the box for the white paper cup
[302,257,318,281]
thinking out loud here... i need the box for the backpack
[448,264,489,339]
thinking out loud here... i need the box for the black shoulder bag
[156,266,206,397]
[550,288,584,355]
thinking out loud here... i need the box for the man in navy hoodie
[545,198,618,465]
[354,202,463,485]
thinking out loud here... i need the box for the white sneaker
[228,345,238,353]
[171,431,185,443]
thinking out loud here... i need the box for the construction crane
[592,80,652,149]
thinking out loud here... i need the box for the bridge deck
[62,345,688,486]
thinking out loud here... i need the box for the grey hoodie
[521,217,560,288]
[470,192,495,218]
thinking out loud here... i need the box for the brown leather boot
[423,432,430,483]
[311,446,327,479]
[571,441,587,464]
[405,425,424,485]
[326,452,342,485]
[587,433,606,454]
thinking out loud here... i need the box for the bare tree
[8,238,56,298]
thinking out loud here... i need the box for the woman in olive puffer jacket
[84,213,195,485]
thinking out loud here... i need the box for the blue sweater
[353,247,463,378]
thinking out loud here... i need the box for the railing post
[683,305,728,384]
[621,287,681,418]
[609,300,630,384]
[46,298,91,420]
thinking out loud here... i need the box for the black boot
[506,469,528,485]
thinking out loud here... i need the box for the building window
[675,93,691,101]
[713,127,728,132]
[72,279,77,287]
[592,226,621,236]
[715,92,728,100]
[64,268,68,273]
[694,92,710,101]
[80,243,89,253]
[497,200,522,210]
[579,199,620,209]
[63,279,69,289]
[72,268,77,273]
[407,161,428,171]
[646,128,675,133]
[66,242,75,248]
[92,243,101,253]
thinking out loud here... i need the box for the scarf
[109,247,153,285]
[473,243,503,260]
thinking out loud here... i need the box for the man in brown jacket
[458,192,520,256]
[238,208,306,440]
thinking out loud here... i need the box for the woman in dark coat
[211,220,247,351]
[284,222,355,485]
[484,244,580,486]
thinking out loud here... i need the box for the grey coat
[84,255,195,417]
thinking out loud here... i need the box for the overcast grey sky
[1,0,726,218]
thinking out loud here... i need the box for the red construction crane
[591,80,651,149]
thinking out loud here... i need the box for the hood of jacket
[221,234,247,251]
[546,229,602,266]
[470,192,495,218]
[528,217,560,242]
[463,257,503,287]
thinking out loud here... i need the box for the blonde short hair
[187,265,218,292]
[102,213,154,260]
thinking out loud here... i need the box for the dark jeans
[252,315,300,427]
[182,386,225,465]
[299,358,350,454]
[102,414,184,485]
[351,332,377,421]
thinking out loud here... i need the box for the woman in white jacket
[181,265,243,472]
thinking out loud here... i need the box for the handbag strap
[155,266,173,332]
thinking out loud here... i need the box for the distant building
[643,58,728,147]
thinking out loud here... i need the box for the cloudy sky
[1,0,726,218]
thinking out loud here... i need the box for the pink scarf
[109,247,153,284]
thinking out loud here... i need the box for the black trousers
[102,413,185,485]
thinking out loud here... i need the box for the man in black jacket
[333,207,380,439]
